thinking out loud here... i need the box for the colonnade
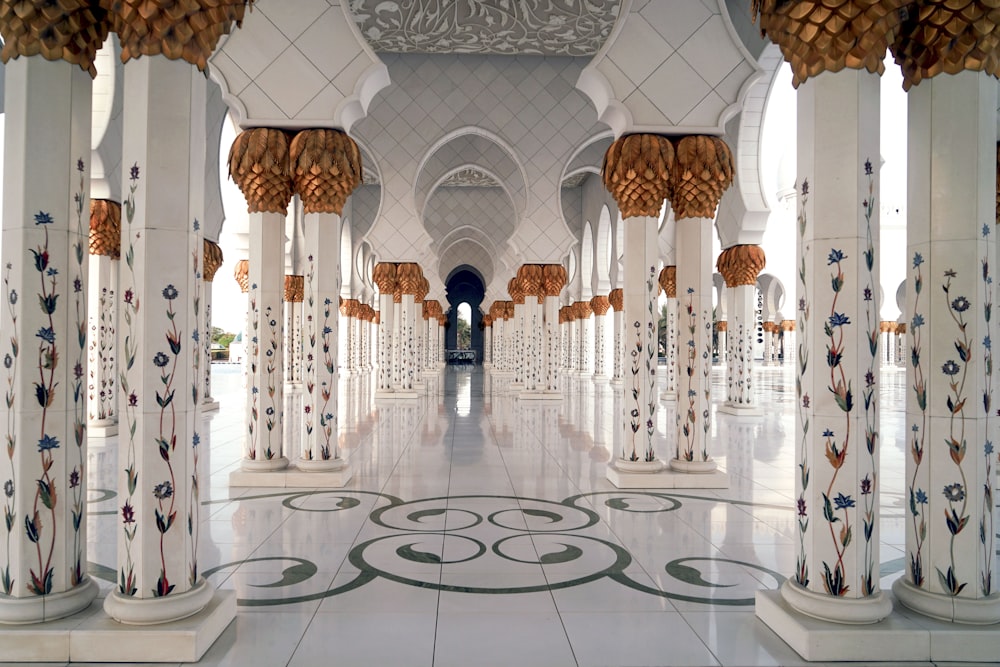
[0,0,253,647]
[749,0,1000,647]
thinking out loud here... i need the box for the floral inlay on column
[247,283,260,459]
[795,178,811,589]
[979,223,993,596]
[626,266,657,463]
[304,255,316,444]
[69,160,87,587]
[119,163,141,596]
[859,160,879,596]
[318,297,337,459]
[2,262,16,595]
[908,249,928,588]
[263,305,279,459]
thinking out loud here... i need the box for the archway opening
[445,265,486,361]
[456,302,472,350]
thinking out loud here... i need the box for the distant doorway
[445,265,485,361]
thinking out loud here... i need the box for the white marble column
[394,264,420,398]
[284,277,303,384]
[201,239,222,413]
[510,297,525,389]
[576,302,593,378]
[673,217,716,472]
[614,216,660,470]
[373,263,397,398]
[893,69,1000,624]
[567,309,578,375]
[483,320,493,367]
[0,55,99,622]
[591,296,611,383]
[717,244,765,415]
[783,68,889,623]
[610,289,624,388]
[105,55,209,624]
[299,211,345,469]
[87,202,121,437]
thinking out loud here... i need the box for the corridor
[72,363,984,666]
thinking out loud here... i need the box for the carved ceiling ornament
[671,135,734,221]
[601,134,674,219]
[203,239,224,282]
[289,128,363,215]
[228,127,294,215]
[348,0,619,57]
[234,258,249,293]
[0,0,109,77]
[590,295,610,316]
[751,0,904,88]
[440,167,501,188]
[609,288,623,311]
[89,199,121,259]
[891,0,1000,89]
[659,266,676,299]
[716,244,767,288]
[542,263,568,297]
[372,262,398,294]
[111,0,253,71]
[284,275,304,303]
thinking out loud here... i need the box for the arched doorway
[445,265,485,361]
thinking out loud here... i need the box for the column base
[104,578,213,626]
[659,390,676,402]
[509,382,524,390]
[606,460,728,489]
[0,577,98,625]
[892,577,1000,624]
[592,374,610,385]
[777,579,891,625]
[0,588,235,663]
[374,389,396,400]
[87,419,119,438]
[610,378,624,388]
[669,458,719,474]
[231,459,352,487]
[201,398,220,413]
[755,587,932,662]
[716,402,763,416]
[519,390,562,402]
[240,455,289,472]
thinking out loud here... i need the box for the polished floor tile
[66,363,1000,666]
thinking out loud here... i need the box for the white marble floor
[57,363,998,665]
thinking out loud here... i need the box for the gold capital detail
[752,0,904,88]
[111,0,253,71]
[574,300,593,318]
[671,136,734,220]
[284,275,304,303]
[590,295,611,316]
[372,262,397,294]
[0,0,109,77]
[609,288,623,312]
[508,277,525,305]
[415,277,429,303]
[396,263,422,296]
[234,259,249,293]
[542,264,568,297]
[658,266,676,299]
[602,134,674,219]
[289,128,362,215]
[716,321,728,332]
[89,199,121,259]
[228,127,294,215]
[891,0,1000,90]
[518,264,544,300]
[203,239,224,282]
[716,245,766,287]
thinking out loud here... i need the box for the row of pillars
[0,1,255,628]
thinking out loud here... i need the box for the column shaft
[787,69,889,621]
[0,58,98,621]
[107,56,208,621]
[894,70,1000,622]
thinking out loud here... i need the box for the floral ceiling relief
[349,0,621,56]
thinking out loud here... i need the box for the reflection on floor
[76,364,995,666]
